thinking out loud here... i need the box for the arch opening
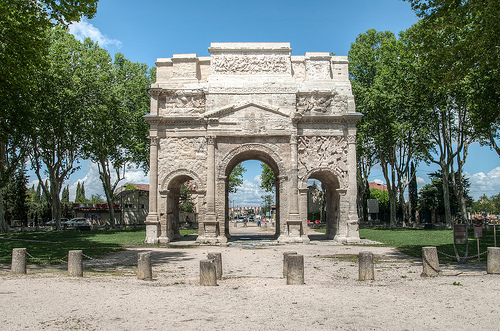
[223,154,281,241]
[304,170,341,240]
[162,174,199,241]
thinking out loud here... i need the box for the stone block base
[145,220,160,244]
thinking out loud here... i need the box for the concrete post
[11,248,26,274]
[283,251,297,277]
[200,260,217,286]
[358,251,374,281]
[487,247,500,274]
[68,250,83,277]
[286,254,304,285]
[137,252,152,280]
[421,246,440,277]
[207,252,222,280]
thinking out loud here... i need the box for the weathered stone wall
[145,42,361,244]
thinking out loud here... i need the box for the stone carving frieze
[298,136,348,187]
[158,137,207,187]
[159,90,206,114]
[296,93,348,114]
[211,54,289,75]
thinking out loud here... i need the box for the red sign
[474,224,483,239]
[454,224,468,244]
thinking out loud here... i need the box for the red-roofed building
[369,182,388,191]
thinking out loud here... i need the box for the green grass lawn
[0,228,197,265]
[316,227,498,262]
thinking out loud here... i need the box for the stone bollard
[487,247,500,274]
[68,250,83,277]
[207,252,222,280]
[11,248,26,274]
[421,246,440,277]
[358,251,375,281]
[200,260,217,286]
[283,251,297,277]
[137,252,152,280]
[286,254,304,285]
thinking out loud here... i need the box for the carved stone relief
[211,54,289,75]
[296,93,348,114]
[297,136,348,188]
[159,90,206,115]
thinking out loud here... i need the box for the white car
[65,218,90,227]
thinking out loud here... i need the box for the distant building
[115,183,150,225]
[73,203,120,224]
[369,182,388,191]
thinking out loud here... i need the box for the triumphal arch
[144,43,361,244]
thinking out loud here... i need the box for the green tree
[405,0,500,157]
[228,164,246,194]
[259,163,276,193]
[0,0,99,233]
[349,28,428,227]
[179,182,195,213]
[261,194,274,215]
[61,186,70,203]
[369,188,390,214]
[3,168,29,227]
[29,28,92,230]
[82,49,153,228]
[75,181,88,203]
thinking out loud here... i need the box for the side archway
[301,168,342,240]
[158,169,203,243]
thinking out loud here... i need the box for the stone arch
[217,143,286,179]
[301,168,342,240]
[160,168,204,192]
[299,167,344,190]
[158,169,203,243]
[217,143,286,239]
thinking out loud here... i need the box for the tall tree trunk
[441,166,452,228]
[0,190,9,233]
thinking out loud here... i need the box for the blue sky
[27,0,499,206]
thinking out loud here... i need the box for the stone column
[289,134,300,218]
[286,254,304,285]
[68,250,83,277]
[358,251,374,281]
[421,246,440,277]
[137,252,152,280]
[346,132,360,241]
[200,260,217,286]
[11,248,26,274]
[487,247,500,274]
[206,136,216,222]
[145,135,160,244]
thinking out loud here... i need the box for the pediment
[203,101,289,119]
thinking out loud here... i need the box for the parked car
[65,218,90,228]
[45,218,69,226]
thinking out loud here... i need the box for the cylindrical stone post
[421,246,440,277]
[358,251,375,281]
[200,260,217,286]
[207,252,222,280]
[137,252,152,280]
[68,250,83,277]
[487,247,500,274]
[286,254,304,285]
[283,251,297,277]
[11,248,26,274]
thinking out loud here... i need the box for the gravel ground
[1,226,498,331]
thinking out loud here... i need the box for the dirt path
[0,235,498,330]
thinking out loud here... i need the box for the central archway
[217,143,286,241]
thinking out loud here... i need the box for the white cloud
[466,166,500,200]
[374,179,383,185]
[229,178,267,207]
[69,19,122,48]
[65,162,149,201]
[416,177,426,186]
